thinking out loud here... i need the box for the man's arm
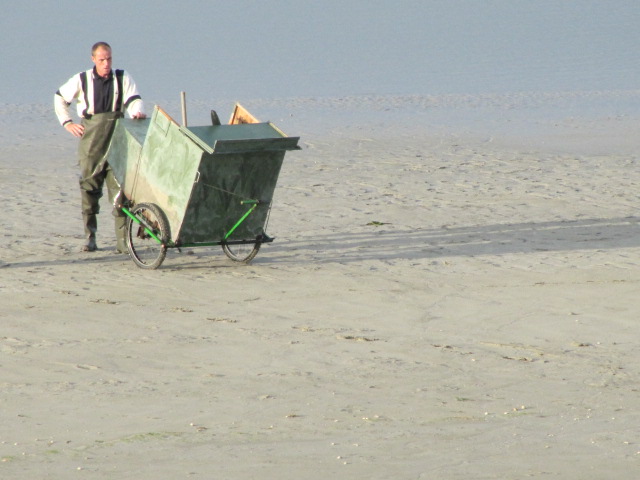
[55,74,85,137]
[122,71,146,119]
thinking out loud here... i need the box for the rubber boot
[114,215,127,254]
[82,214,98,252]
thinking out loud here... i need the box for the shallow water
[2,0,639,105]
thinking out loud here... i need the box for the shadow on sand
[266,216,640,264]
[3,217,638,270]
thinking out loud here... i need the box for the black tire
[125,203,170,269]
[222,240,261,263]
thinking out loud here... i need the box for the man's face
[92,47,112,77]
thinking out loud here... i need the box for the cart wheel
[125,203,170,269]
[222,241,261,263]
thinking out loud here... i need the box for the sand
[1,94,639,479]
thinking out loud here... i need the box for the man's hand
[131,112,147,119]
[64,122,85,137]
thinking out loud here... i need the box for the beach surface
[1,91,639,478]
[3,1,640,477]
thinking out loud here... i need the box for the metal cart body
[106,104,299,268]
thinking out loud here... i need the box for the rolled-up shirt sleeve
[122,71,145,118]
[54,74,81,126]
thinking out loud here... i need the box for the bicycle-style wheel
[125,203,170,269]
[222,241,261,263]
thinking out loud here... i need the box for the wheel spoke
[222,241,261,263]
[125,203,170,269]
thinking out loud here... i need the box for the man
[54,41,146,253]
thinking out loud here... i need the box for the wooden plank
[229,103,260,125]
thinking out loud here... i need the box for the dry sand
[1,96,639,479]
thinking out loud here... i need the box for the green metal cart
[106,104,299,269]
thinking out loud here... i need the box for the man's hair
[91,42,112,55]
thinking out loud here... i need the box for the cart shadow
[3,217,638,270]
[264,216,640,265]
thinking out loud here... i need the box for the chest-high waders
[78,111,127,252]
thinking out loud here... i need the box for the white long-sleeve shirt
[54,68,145,126]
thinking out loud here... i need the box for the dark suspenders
[115,69,124,112]
[80,69,125,118]
[80,71,89,118]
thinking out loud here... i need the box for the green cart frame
[106,104,299,269]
